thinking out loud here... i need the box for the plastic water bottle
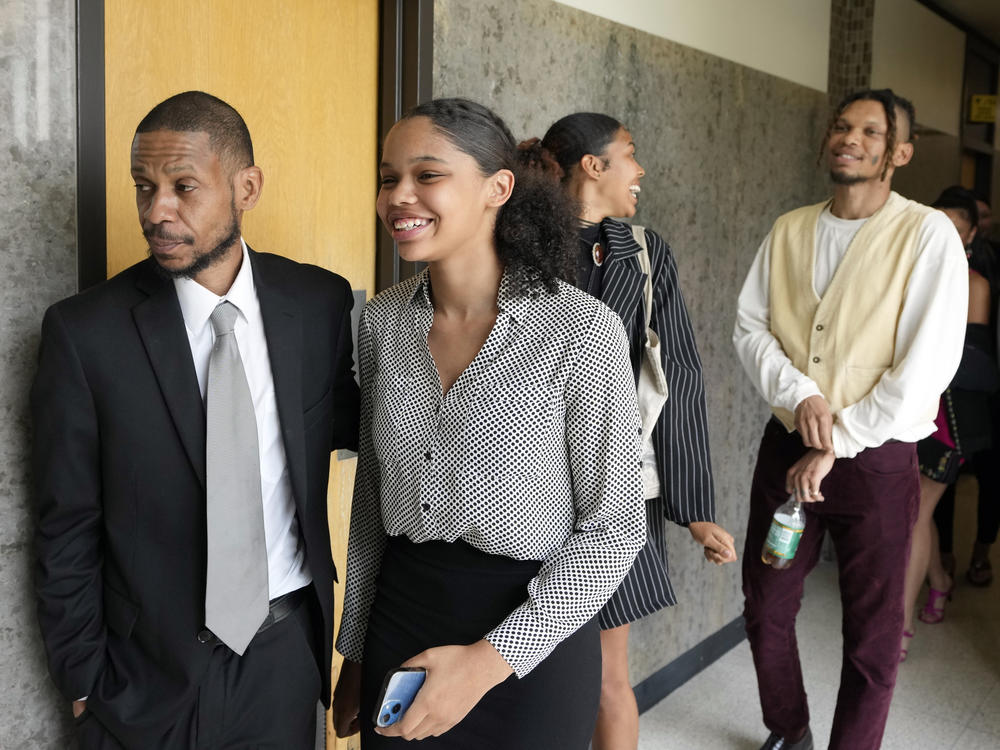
[761,496,806,569]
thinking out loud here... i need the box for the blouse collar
[409,266,534,325]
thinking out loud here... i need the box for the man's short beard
[151,209,241,281]
[829,170,867,186]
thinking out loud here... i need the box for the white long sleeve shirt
[174,241,311,599]
[733,204,968,458]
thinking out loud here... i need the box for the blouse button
[424,451,432,461]
[812,356,821,363]
[421,503,431,512]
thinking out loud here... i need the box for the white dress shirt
[174,241,311,599]
[733,205,968,458]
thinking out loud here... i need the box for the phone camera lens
[381,713,391,723]
[391,703,402,714]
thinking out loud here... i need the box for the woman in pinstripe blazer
[520,114,737,750]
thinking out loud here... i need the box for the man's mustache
[143,226,194,244]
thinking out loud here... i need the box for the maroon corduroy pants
[742,419,919,750]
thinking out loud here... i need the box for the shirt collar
[409,268,433,309]
[408,266,532,325]
[174,239,255,334]
[594,217,640,264]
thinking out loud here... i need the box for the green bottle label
[765,519,803,559]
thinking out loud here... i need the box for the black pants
[934,446,1000,553]
[360,536,602,750]
[75,591,322,750]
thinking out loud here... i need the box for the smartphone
[372,667,427,728]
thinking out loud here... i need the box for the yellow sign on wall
[969,95,997,123]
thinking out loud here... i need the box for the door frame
[377,0,434,292]
[76,0,107,290]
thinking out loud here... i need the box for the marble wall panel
[828,0,874,107]
[433,0,831,685]
[0,0,78,747]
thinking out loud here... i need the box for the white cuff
[831,423,862,459]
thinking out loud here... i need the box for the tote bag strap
[631,224,654,333]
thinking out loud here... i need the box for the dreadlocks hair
[818,88,916,181]
[401,98,578,297]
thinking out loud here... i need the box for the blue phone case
[373,667,427,727]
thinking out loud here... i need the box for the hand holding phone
[373,667,426,728]
[372,641,514,740]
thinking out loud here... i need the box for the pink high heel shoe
[918,586,951,624]
[900,629,914,662]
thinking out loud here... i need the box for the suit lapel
[132,260,207,487]
[250,250,307,513]
[600,222,647,341]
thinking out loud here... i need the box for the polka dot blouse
[336,270,646,677]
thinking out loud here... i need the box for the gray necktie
[205,301,269,655]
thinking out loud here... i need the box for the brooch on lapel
[591,243,605,267]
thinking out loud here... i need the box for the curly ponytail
[403,98,577,296]
[516,137,565,182]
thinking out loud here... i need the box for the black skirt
[360,535,601,749]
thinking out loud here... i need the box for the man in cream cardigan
[733,89,968,750]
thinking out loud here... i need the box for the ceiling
[928,0,1000,49]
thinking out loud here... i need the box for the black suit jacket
[32,249,359,747]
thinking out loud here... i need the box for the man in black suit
[32,91,359,748]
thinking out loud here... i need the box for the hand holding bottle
[785,448,835,502]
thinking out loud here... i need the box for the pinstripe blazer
[596,219,715,529]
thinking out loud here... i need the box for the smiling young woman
[520,113,737,750]
[331,98,647,749]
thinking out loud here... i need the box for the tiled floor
[639,475,1000,749]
